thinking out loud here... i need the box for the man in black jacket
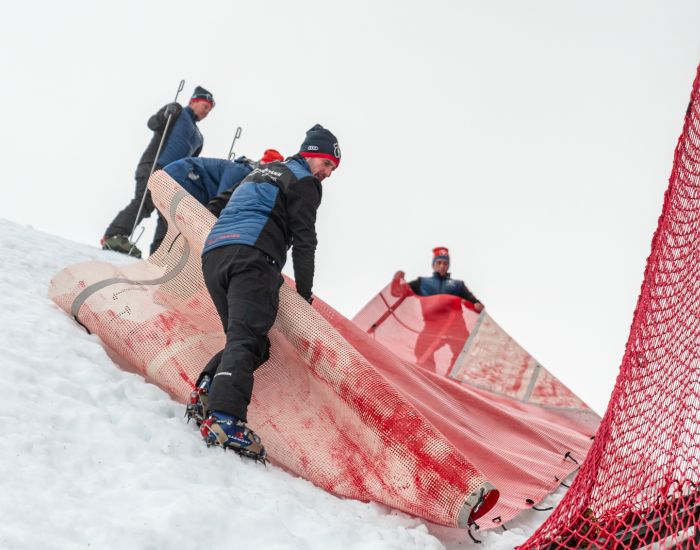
[187,124,341,461]
[101,86,214,258]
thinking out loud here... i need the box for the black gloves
[206,201,223,218]
[206,195,227,218]
[148,103,182,132]
[164,103,182,119]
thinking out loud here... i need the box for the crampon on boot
[185,375,210,426]
[200,411,267,464]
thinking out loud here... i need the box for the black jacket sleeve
[408,278,422,295]
[458,281,481,304]
[147,102,182,132]
[286,176,322,301]
[206,184,238,218]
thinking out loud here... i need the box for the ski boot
[200,411,267,464]
[185,375,210,426]
[101,235,142,258]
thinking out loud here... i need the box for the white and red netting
[49,170,597,531]
[519,64,700,549]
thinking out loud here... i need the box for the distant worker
[405,246,484,312]
[102,86,215,258]
[163,149,284,207]
[397,247,483,372]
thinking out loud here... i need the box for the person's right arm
[287,177,322,303]
[147,103,182,131]
[408,278,422,295]
[206,187,235,218]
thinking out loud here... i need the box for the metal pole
[128,79,185,251]
[227,126,243,160]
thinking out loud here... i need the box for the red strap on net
[520,63,700,549]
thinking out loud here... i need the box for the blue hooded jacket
[163,157,254,206]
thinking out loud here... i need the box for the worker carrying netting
[50,168,597,531]
[520,63,700,549]
[354,271,599,412]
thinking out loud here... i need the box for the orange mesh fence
[352,277,599,528]
[520,64,700,549]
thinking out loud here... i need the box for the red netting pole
[521,62,700,549]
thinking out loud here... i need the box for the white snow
[0,217,569,549]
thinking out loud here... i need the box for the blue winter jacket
[163,157,255,206]
[203,155,322,300]
[409,273,481,304]
[157,107,204,167]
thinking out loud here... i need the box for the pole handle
[228,126,243,160]
[174,79,185,102]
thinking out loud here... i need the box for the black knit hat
[299,124,341,166]
[191,86,215,106]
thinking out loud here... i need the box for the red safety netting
[520,64,700,549]
[49,169,597,531]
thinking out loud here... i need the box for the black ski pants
[105,164,168,255]
[200,244,283,422]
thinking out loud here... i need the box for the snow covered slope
[0,218,567,549]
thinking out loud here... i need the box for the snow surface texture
[0,218,570,549]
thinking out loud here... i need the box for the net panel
[49,173,494,529]
[351,278,600,528]
[520,63,700,549]
[49,170,597,531]
[353,277,595,411]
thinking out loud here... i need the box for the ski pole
[227,126,243,160]
[128,79,186,250]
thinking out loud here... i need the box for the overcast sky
[2,1,699,414]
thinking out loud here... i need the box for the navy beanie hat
[191,86,215,106]
[299,124,341,166]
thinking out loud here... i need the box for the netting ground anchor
[564,451,579,464]
[467,525,482,544]
[555,476,571,489]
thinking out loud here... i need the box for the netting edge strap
[70,189,191,325]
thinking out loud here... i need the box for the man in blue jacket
[187,125,341,461]
[102,86,215,258]
[162,149,284,207]
[407,247,484,311]
[152,149,284,252]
